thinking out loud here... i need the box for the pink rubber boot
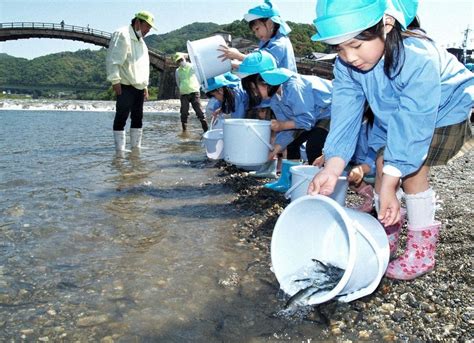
[384,208,406,260]
[355,184,374,213]
[385,221,441,280]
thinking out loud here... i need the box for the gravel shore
[216,148,473,342]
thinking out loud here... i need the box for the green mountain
[0,21,328,100]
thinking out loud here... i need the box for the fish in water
[284,259,345,311]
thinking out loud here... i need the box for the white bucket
[202,129,224,160]
[223,119,272,166]
[285,165,348,205]
[271,195,389,304]
[187,35,232,88]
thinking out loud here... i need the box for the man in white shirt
[106,11,156,152]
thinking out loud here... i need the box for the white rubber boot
[130,128,143,149]
[113,130,126,151]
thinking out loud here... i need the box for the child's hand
[378,175,401,226]
[268,144,282,160]
[312,154,325,167]
[348,165,365,185]
[307,169,339,196]
[217,45,242,61]
[308,157,345,196]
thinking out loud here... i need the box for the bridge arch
[0,22,168,71]
[0,22,181,98]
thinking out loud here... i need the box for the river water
[0,108,327,342]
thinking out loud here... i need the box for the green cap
[135,11,157,30]
[174,52,186,63]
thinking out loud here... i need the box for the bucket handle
[246,124,274,151]
[338,221,386,303]
[284,177,306,199]
[284,175,347,199]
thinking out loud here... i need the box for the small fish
[284,259,345,310]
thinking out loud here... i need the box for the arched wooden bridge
[0,22,168,70]
[0,22,180,98]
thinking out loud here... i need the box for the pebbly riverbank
[215,148,473,342]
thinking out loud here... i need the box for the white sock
[405,188,437,229]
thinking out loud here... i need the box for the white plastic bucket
[202,129,224,160]
[271,195,389,304]
[187,35,232,88]
[223,119,272,166]
[285,165,348,205]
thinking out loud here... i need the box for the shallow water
[0,109,326,341]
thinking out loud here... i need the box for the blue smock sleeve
[281,77,317,130]
[323,59,366,164]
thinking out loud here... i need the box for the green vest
[177,65,201,94]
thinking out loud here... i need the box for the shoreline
[0,98,187,113]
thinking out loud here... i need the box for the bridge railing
[0,22,111,39]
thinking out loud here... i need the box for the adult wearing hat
[174,52,208,133]
[106,11,157,153]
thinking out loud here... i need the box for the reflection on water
[0,110,326,341]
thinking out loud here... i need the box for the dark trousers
[179,92,205,123]
[113,84,144,131]
[286,126,329,164]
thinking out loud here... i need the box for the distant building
[447,47,473,63]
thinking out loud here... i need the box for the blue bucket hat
[205,72,241,92]
[238,50,294,86]
[244,0,292,36]
[385,0,418,30]
[312,0,387,44]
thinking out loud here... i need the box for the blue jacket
[324,36,474,177]
[259,32,297,73]
[207,83,249,119]
[270,74,333,149]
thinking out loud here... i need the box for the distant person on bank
[174,52,208,133]
[106,11,156,152]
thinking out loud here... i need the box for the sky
[1,0,473,60]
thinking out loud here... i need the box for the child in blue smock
[204,72,249,129]
[309,0,474,280]
[218,0,297,72]
[239,50,333,165]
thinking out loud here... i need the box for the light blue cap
[244,0,292,36]
[238,50,294,86]
[238,50,277,75]
[385,0,418,30]
[312,0,418,44]
[205,72,240,92]
[312,0,387,44]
